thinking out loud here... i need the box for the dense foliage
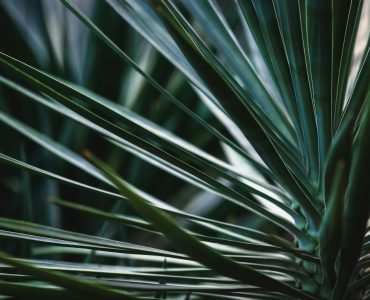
[0,0,369,299]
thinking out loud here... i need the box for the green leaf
[50,197,315,262]
[332,96,370,299]
[274,0,320,187]
[319,160,347,286]
[180,0,296,145]
[0,148,316,262]
[337,45,369,136]
[86,151,317,300]
[238,0,318,182]
[0,251,141,300]
[298,0,332,185]
[59,0,257,170]
[0,280,84,300]
[150,0,321,232]
[0,217,186,260]
[0,62,310,246]
[0,152,118,199]
[0,110,108,184]
[333,0,365,125]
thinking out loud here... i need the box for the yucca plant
[0,0,369,299]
